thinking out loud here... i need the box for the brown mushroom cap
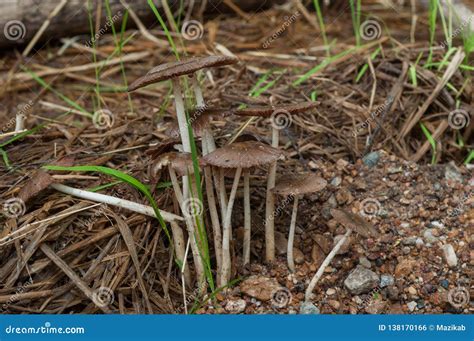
[156,152,200,177]
[273,174,327,196]
[232,102,318,118]
[201,141,283,169]
[128,55,238,91]
[330,209,380,238]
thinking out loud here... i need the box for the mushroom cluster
[129,55,320,289]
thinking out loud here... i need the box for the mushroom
[304,209,380,301]
[128,56,237,154]
[155,152,207,288]
[273,174,327,272]
[232,102,318,262]
[129,56,237,287]
[202,141,284,285]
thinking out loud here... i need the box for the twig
[50,183,182,222]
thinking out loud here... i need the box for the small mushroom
[156,152,207,287]
[202,141,284,285]
[273,174,327,272]
[232,102,318,262]
[304,209,379,301]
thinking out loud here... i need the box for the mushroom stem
[15,113,25,132]
[170,221,192,287]
[287,195,299,272]
[243,169,251,265]
[169,167,206,288]
[220,167,242,286]
[190,74,205,108]
[218,168,228,222]
[264,127,279,262]
[305,228,353,301]
[172,78,192,153]
[204,165,223,278]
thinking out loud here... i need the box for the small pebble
[439,279,449,289]
[359,256,372,268]
[442,244,458,267]
[331,177,342,187]
[423,229,438,243]
[326,288,336,296]
[380,275,394,288]
[362,152,380,168]
[299,302,320,314]
[402,246,411,254]
[407,301,417,312]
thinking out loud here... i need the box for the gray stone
[380,274,394,288]
[363,151,380,168]
[429,221,445,229]
[344,265,380,295]
[299,301,320,314]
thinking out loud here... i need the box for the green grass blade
[419,122,437,164]
[148,0,180,60]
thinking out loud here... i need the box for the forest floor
[0,1,472,314]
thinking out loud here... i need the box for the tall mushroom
[129,56,237,287]
[232,102,318,262]
[202,141,284,286]
[304,209,380,301]
[273,174,327,272]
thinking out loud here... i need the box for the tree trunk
[0,0,280,49]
